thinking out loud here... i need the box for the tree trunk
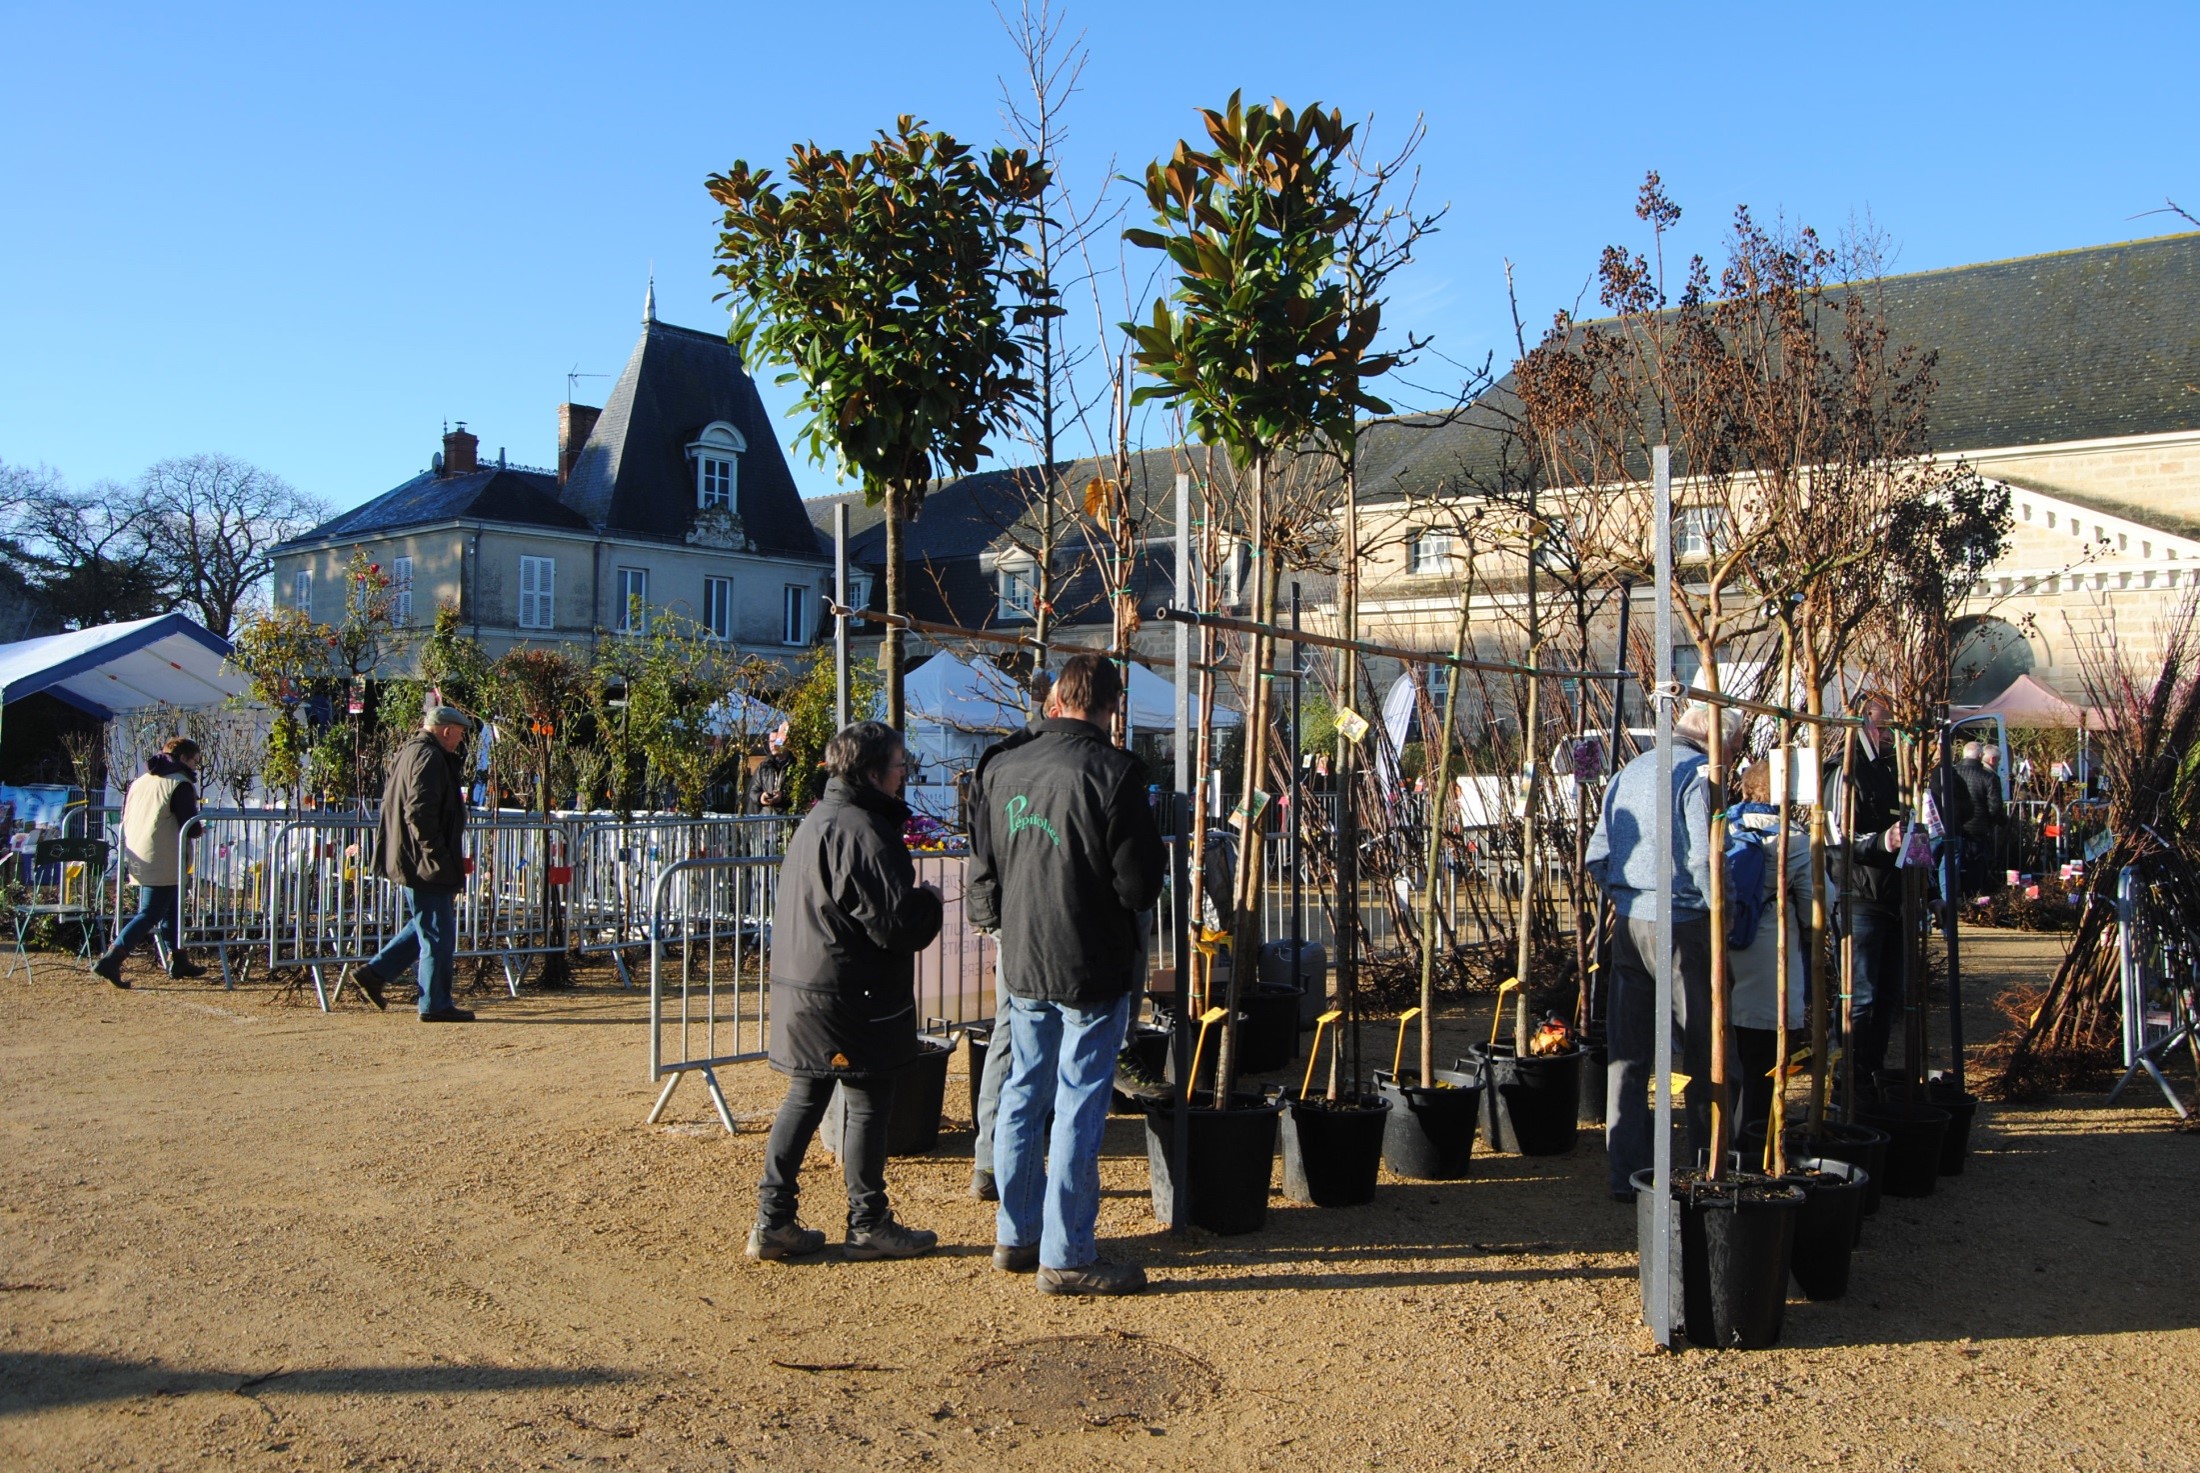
[1215,455,1275,1106]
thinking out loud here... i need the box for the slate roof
[284,466,590,544]
[560,318,825,559]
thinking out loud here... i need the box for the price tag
[1335,707,1371,743]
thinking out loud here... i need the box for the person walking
[748,720,943,1263]
[1585,703,1735,1201]
[91,737,207,987]
[1954,740,2004,895]
[968,653,1165,1296]
[351,706,475,1021]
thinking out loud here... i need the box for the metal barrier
[177,808,286,988]
[566,815,791,984]
[2109,863,2197,1117]
[645,854,780,1131]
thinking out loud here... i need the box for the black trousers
[758,1072,895,1231]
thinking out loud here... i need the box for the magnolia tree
[708,118,1052,725]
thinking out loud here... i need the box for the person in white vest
[91,737,206,988]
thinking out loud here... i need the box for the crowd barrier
[644,853,780,1131]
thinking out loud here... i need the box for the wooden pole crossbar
[825,604,1237,677]
[1148,605,1635,684]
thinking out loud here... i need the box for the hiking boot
[970,1169,998,1202]
[746,1222,826,1262]
[1112,1050,1171,1103]
[841,1218,938,1260]
[993,1242,1040,1273]
[91,954,128,989]
[1037,1259,1147,1296]
[347,965,389,1011]
[420,1006,476,1023]
[166,954,207,980]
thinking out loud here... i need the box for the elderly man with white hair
[1585,702,1737,1201]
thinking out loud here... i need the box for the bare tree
[137,453,325,639]
[0,459,167,630]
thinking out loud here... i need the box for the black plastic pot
[1144,1092,1282,1236]
[1279,1090,1391,1207]
[1576,1031,1609,1127]
[824,1034,954,1157]
[1742,1117,1892,1222]
[1927,1072,1982,1176]
[1635,1168,1804,1350]
[1462,1043,1581,1156]
[1237,984,1304,1075]
[1373,1067,1483,1180]
[1783,1157,1866,1301]
[964,1022,994,1124]
[1858,1099,1952,1198]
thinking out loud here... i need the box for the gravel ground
[3,928,2194,1472]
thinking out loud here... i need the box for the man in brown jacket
[352,706,473,1021]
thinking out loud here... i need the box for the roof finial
[644,267,656,324]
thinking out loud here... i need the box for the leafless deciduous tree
[0,458,166,631]
[137,453,326,639]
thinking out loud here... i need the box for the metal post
[1647,445,1677,1346]
[1940,720,1965,1091]
[834,503,851,731]
[1291,582,1303,953]
[1591,583,1634,1033]
[1175,474,1191,798]
[1168,790,1194,1231]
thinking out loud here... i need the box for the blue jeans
[366,885,459,1016]
[994,991,1132,1270]
[105,885,179,961]
[1848,903,1907,1079]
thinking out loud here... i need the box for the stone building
[272,289,829,670]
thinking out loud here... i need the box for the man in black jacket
[353,706,473,1020]
[969,654,1165,1296]
[1954,740,2005,894]
[1834,695,1912,1082]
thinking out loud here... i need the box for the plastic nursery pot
[1144,1091,1282,1236]
[823,1034,955,1158]
[1373,1066,1484,1181]
[1236,984,1304,1075]
[1782,1157,1867,1301]
[964,1022,994,1125]
[1634,1167,1805,1351]
[1279,1089,1392,1207]
[1576,1029,1610,1128]
[1742,1117,1892,1223]
[1110,1022,1171,1115]
[1857,1099,1952,1198]
[1462,1043,1581,1156]
[1927,1072,1983,1176]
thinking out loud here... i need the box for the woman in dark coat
[749,721,945,1262]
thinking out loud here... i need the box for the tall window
[617,567,648,633]
[704,576,733,640]
[293,569,313,617]
[391,556,414,626]
[687,420,746,509]
[519,555,556,630]
[782,584,808,645]
[999,565,1035,618]
[1408,530,1454,576]
[1676,507,1728,559]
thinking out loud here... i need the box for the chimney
[442,422,479,476]
[558,402,601,486]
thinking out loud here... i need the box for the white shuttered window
[391,556,414,626]
[519,555,555,630]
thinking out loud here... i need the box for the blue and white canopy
[0,614,243,718]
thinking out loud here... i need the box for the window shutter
[540,558,555,628]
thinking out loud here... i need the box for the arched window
[685,421,747,510]
[1949,615,2035,705]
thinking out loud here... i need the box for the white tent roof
[705,691,789,739]
[0,614,243,718]
[904,652,1241,735]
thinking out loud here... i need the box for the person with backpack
[1585,702,1738,1201]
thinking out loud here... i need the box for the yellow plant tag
[1396,1007,1423,1025]
[1193,928,1231,958]
[1199,1006,1228,1025]
[1315,1009,1343,1025]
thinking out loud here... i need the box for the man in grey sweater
[1585,704,1734,1200]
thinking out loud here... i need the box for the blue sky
[4,1,2195,516]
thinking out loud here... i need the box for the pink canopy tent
[1958,672,2109,731]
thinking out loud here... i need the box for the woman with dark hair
[749,720,945,1262]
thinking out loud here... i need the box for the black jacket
[1955,758,2003,839]
[1833,739,1907,910]
[768,778,943,1078]
[966,717,1166,1006]
[378,732,466,890]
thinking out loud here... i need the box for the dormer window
[686,420,747,510]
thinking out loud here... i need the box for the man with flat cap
[352,704,477,1021]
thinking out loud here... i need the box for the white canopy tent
[0,614,243,719]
